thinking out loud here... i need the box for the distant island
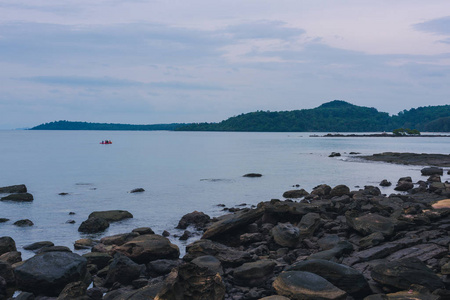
[31,100,450,132]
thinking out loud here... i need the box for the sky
[1,1,450,129]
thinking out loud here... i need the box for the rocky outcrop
[78,217,109,233]
[88,210,133,222]
[0,184,27,194]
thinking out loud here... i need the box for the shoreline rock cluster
[0,169,450,299]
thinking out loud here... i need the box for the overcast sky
[1,1,450,129]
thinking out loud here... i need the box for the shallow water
[0,130,449,258]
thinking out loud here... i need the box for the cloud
[20,76,143,87]
[414,16,450,35]
[225,20,305,40]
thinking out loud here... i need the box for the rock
[379,179,392,187]
[427,174,441,182]
[74,238,98,250]
[0,261,15,285]
[0,218,8,223]
[104,253,144,287]
[15,252,87,296]
[202,207,264,240]
[282,189,309,198]
[78,217,109,233]
[385,243,448,263]
[184,239,252,267]
[309,241,353,261]
[155,263,226,300]
[286,259,371,298]
[243,173,262,177]
[0,193,33,202]
[259,296,291,300]
[371,257,444,291]
[0,184,27,194]
[13,219,34,227]
[298,213,321,237]
[147,259,182,276]
[310,184,332,198]
[0,251,21,264]
[345,211,396,237]
[0,276,6,300]
[421,167,443,176]
[329,152,341,157]
[0,237,16,255]
[88,210,133,222]
[104,281,164,300]
[431,199,450,209]
[179,230,192,241]
[317,235,340,251]
[191,255,223,276]
[132,227,155,235]
[330,185,350,197]
[100,232,139,246]
[23,241,54,251]
[129,188,145,193]
[233,260,276,287]
[271,222,300,248]
[273,271,347,300]
[38,246,72,253]
[82,252,112,270]
[394,181,414,191]
[114,234,180,264]
[13,292,35,300]
[176,211,211,230]
[359,232,385,249]
[57,281,88,300]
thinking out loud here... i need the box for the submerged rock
[243,173,262,177]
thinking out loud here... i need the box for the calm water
[0,130,449,258]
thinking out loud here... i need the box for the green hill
[30,120,186,131]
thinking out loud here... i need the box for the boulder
[176,211,211,230]
[273,271,347,300]
[282,189,309,198]
[78,217,109,233]
[82,252,112,270]
[147,259,182,276]
[184,239,252,267]
[371,257,444,291]
[0,193,33,202]
[0,237,16,255]
[202,207,264,240]
[132,227,155,235]
[0,251,22,264]
[103,281,164,300]
[286,259,371,297]
[330,185,350,197]
[129,188,145,193]
[0,261,15,285]
[329,152,341,157]
[88,210,133,222]
[13,219,34,227]
[114,234,180,264]
[23,241,54,251]
[14,252,87,296]
[74,238,98,250]
[298,213,321,237]
[379,179,392,187]
[310,184,332,198]
[345,211,396,237]
[271,222,300,248]
[100,232,139,246]
[104,253,144,287]
[421,167,443,176]
[191,255,223,276]
[38,246,72,253]
[57,281,88,300]
[0,184,27,194]
[243,173,262,177]
[394,181,413,191]
[233,260,276,287]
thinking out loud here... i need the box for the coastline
[1,157,450,299]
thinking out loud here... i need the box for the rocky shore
[0,167,450,300]
[358,152,450,167]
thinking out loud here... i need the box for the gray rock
[359,232,385,249]
[0,261,15,285]
[88,210,133,222]
[132,227,155,235]
[129,188,145,193]
[0,237,16,255]
[15,252,87,296]
[147,259,182,276]
[78,217,109,233]
[100,232,139,246]
[57,281,88,300]
[23,241,54,251]
[379,179,392,187]
[271,222,300,248]
[308,241,353,261]
[273,271,347,300]
[345,211,396,237]
[13,219,34,227]
[298,213,321,237]
[317,235,340,251]
[233,260,276,287]
[243,173,262,177]
[0,193,33,202]
[82,252,112,270]
[191,255,223,275]
[176,211,211,230]
[0,251,21,264]
[282,189,309,198]
[104,253,145,287]
[421,167,443,176]
[0,184,27,194]
[330,185,350,197]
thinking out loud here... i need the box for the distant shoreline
[313,133,450,137]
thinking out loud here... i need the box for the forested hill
[30,121,186,131]
[176,101,450,132]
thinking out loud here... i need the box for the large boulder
[273,271,347,300]
[233,260,276,287]
[0,261,15,285]
[286,259,371,298]
[421,167,443,176]
[298,213,321,237]
[0,184,27,194]
[330,185,350,197]
[23,241,54,251]
[114,234,179,264]
[176,211,211,230]
[345,211,396,237]
[0,193,33,202]
[0,237,16,255]
[104,253,145,287]
[88,210,133,222]
[78,217,109,233]
[14,252,88,296]
[282,189,309,198]
[371,257,444,291]
[82,252,112,270]
[271,222,300,248]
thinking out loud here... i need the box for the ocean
[0,130,449,258]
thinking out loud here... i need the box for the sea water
[0,130,449,258]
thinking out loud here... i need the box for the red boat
[100,140,112,144]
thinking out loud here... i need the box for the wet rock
[330,185,350,197]
[282,189,309,198]
[78,217,109,233]
[427,174,441,183]
[345,211,396,237]
[271,222,300,248]
[191,255,223,276]
[15,252,87,296]
[23,241,54,251]
[273,271,347,300]
[394,181,414,191]
[0,237,16,255]
[38,246,72,253]
[114,234,180,264]
[243,173,262,177]
[147,259,182,276]
[100,232,139,246]
[298,213,321,237]
[0,251,21,264]
[310,184,332,198]
[104,253,145,287]
[74,238,98,250]
[13,219,34,227]
[132,227,155,235]
[0,193,33,202]
[286,259,371,298]
[371,257,444,291]
[233,260,276,287]
[176,211,211,230]
[379,179,392,187]
[0,184,27,194]
[0,261,15,285]
[88,210,133,222]
[421,167,443,176]
[82,252,112,270]
[0,218,8,223]
[129,188,145,193]
[57,281,88,300]
[184,239,251,267]
[329,152,341,157]
[179,230,192,241]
